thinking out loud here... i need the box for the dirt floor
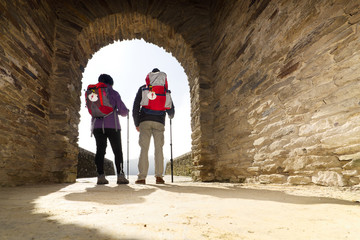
[0,175,359,240]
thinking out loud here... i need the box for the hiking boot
[156,177,165,184]
[97,174,109,185]
[117,172,129,184]
[135,179,146,184]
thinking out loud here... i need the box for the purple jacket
[92,85,128,130]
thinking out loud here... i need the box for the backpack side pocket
[140,89,149,106]
[165,90,172,109]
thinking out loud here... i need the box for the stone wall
[165,152,193,177]
[210,0,360,186]
[77,148,115,178]
[0,0,57,186]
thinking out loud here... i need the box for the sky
[78,39,192,175]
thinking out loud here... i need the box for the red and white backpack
[85,82,114,118]
[140,71,172,113]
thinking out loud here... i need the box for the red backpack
[140,71,172,112]
[85,82,114,118]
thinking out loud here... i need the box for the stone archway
[0,0,215,186]
[46,1,215,185]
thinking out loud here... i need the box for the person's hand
[136,127,140,132]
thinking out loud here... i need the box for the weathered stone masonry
[0,0,359,187]
[211,0,360,186]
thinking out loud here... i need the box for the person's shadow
[64,184,156,205]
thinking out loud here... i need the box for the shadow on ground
[153,182,359,206]
[65,177,358,207]
[64,184,156,205]
[1,176,359,240]
[0,183,142,240]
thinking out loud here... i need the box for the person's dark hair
[152,68,160,73]
[98,74,114,86]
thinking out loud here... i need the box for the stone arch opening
[77,39,192,176]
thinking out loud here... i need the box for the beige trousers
[137,121,165,180]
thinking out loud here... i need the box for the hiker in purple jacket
[92,74,129,185]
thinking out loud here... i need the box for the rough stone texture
[0,0,57,186]
[210,0,360,186]
[1,0,360,187]
[165,152,193,176]
[77,147,115,178]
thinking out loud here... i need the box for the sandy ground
[0,175,360,240]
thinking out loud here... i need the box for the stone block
[283,157,309,172]
[339,152,360,161]
[271,125,296,139]
[342,170,358,177]
[343,159,360,170]
[287,175,312,185]
[247,167,259,173]
[262,164,278,174]
[253,137,266,146]
[306,156,341,169]
[312,171,345,187]
[259,174,287,184]
[334,144,360,155]
[348,177,360,186]
[299,119,332,136]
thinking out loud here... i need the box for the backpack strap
[114,110,118,132]
[90,118,97,137]
[113,104,118,132]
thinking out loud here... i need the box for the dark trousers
[93,128,123,175]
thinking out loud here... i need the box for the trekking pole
[127,113,129,179]
[170,118,174,183]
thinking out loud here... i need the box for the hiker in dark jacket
[92,74,129,185]
[132,68,175,184]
